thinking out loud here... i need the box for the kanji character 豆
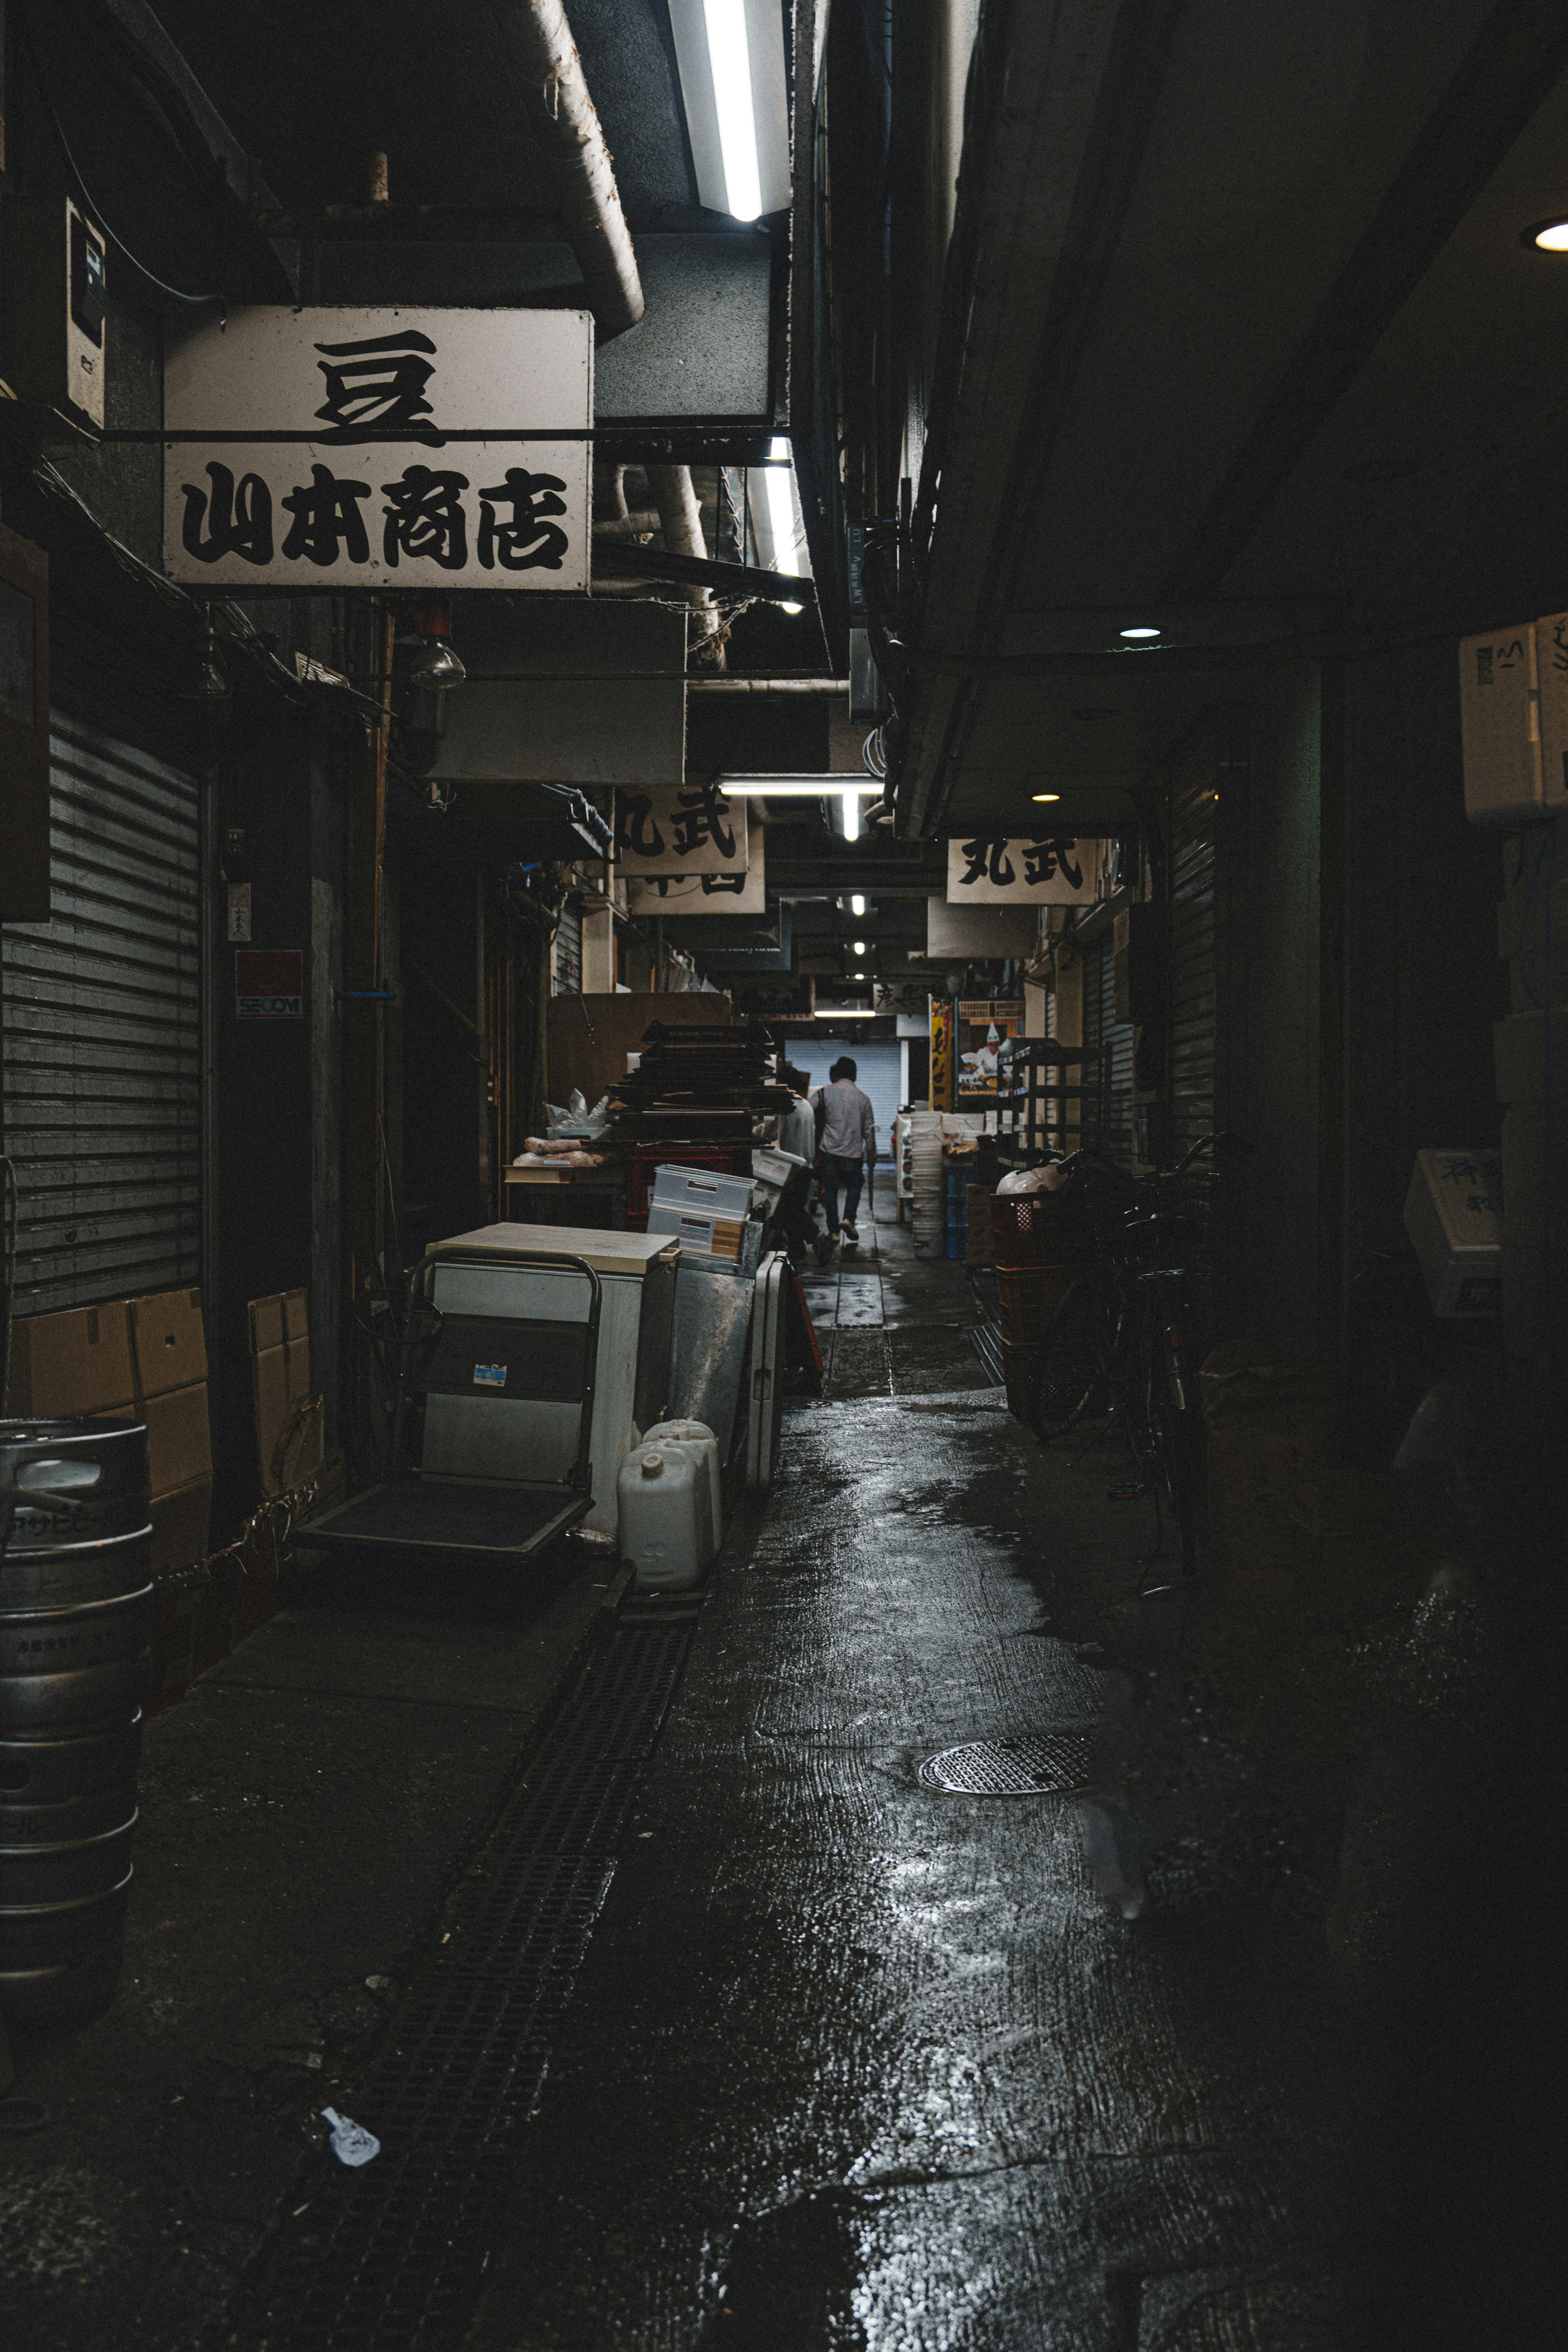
[314,331,440,443]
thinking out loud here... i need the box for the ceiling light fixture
[1526,218,1568,251]
[813,1007,880,1019]
[852,940,866,953]
[668,0,791,223]
[721,777,880,796]
[763,436,805,611]
[850,894,866,916]
[1032,791,1061,803]
[1119,625,1161,640]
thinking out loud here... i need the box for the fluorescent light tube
[704,0,762,220]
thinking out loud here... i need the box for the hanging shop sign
[628,831,765,915]
[955,998,1022,1101]
[615,782,749,879]
[929,997,954,1112]
[163,307,592,591]
[235,949,303,1018]
[945,835,1096,905]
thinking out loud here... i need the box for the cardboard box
[129,1287,208,1399]
[150,1479,213,1576]
[249,1294,286,1354]
[1460,623,1541,827]
[1402,1149,1502,1318]
[252,1342,322,1496]
[6,1301,134,1417]
[283,1287,310,1342]
[1528,610,1568,815]
[1494,1011,1568,1105]
[143,1381,213,1500]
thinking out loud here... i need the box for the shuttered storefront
[1080,931,1135,1167]
[2,713,202,1314]
[553,895,583,995]
[1168,730,1220,1169]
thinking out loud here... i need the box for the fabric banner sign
[615,783,749,878]
[164,307,592,590]
[945,835,1096,904]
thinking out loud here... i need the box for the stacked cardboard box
[248,1287,322,1496]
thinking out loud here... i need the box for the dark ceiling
[899,0,1568,839]
[146,0,700,220]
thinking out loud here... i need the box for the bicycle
[1025,1133,1228,1588]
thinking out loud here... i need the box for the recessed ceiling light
[852,940,866,953]
[1527,218,1568,251]
[1119,625,1161,640]
[1032,791,1061,803]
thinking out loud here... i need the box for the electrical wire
[17,3,222,307]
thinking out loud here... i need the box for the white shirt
[811,1079,876,1160]
[778,1098,817,1160]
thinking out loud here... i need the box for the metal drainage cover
[918,1733,1093,1796]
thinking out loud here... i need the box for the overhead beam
[594,543,817,603]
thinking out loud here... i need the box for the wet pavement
[2,1207,1537,2348]
[0,1543,618,2349]
[463,1207,1530,2352]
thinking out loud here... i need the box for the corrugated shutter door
[2,713,202,1314]
[553,898,583,995]
[1080,934,1134,1166]
[1169,742,1218,1165]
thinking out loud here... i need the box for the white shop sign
[163,307,592,590]
[945,835,1097,905]
[615,783,749,879]
[628,832,765,914]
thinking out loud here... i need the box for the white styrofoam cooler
[422,1225,679,1534]
[1402,1151,1503,1318]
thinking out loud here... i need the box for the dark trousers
[820,1153,864,1232]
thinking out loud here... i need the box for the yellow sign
[929,998,954,1111]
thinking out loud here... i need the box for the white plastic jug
[642,1419,722,1560]
[618,1446,706,1591]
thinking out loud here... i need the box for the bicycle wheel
[1029,1274,1116,1440]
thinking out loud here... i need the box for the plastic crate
[991,1190,1074,1270]
[624,1147,748,1231]
[996,1263,1076,1345]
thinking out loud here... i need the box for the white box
[1459,623,1539,826]
[650,1163,755,1218]
[1402,1150,1503,1318]
[1528,611,1568,816]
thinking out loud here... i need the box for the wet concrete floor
[465,1207,1528,2351]
[2,1207,1540,2348]
[0,1541,617,2348]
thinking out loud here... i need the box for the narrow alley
[0,4,1561,2348]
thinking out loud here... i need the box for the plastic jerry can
[641,1419,722,1559]
[618,1447,707,1591]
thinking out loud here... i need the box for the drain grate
[214,1626,691,2352]
[918,1732,1093,1795]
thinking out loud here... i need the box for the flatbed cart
[298,1249,602,1565]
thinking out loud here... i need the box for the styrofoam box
[650,1164,755,1219]
[1402,1149,1503,1317]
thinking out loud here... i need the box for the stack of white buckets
[907,1110,947,1256]
[615,1419,722,1592]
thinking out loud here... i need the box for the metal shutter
[553,897,583,995]
[1169,736,1219,1167]
[2,713,202,1314]
[1080,933,1134,1166]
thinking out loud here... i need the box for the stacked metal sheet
[609,1024,795,1144]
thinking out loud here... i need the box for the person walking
[810,1057,876,1250]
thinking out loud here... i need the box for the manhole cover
[917,1733,1093,1796]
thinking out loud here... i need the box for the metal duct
[495,1,645,340]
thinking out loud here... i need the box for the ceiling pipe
[494,0,644,340]
[646,463,726,669]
